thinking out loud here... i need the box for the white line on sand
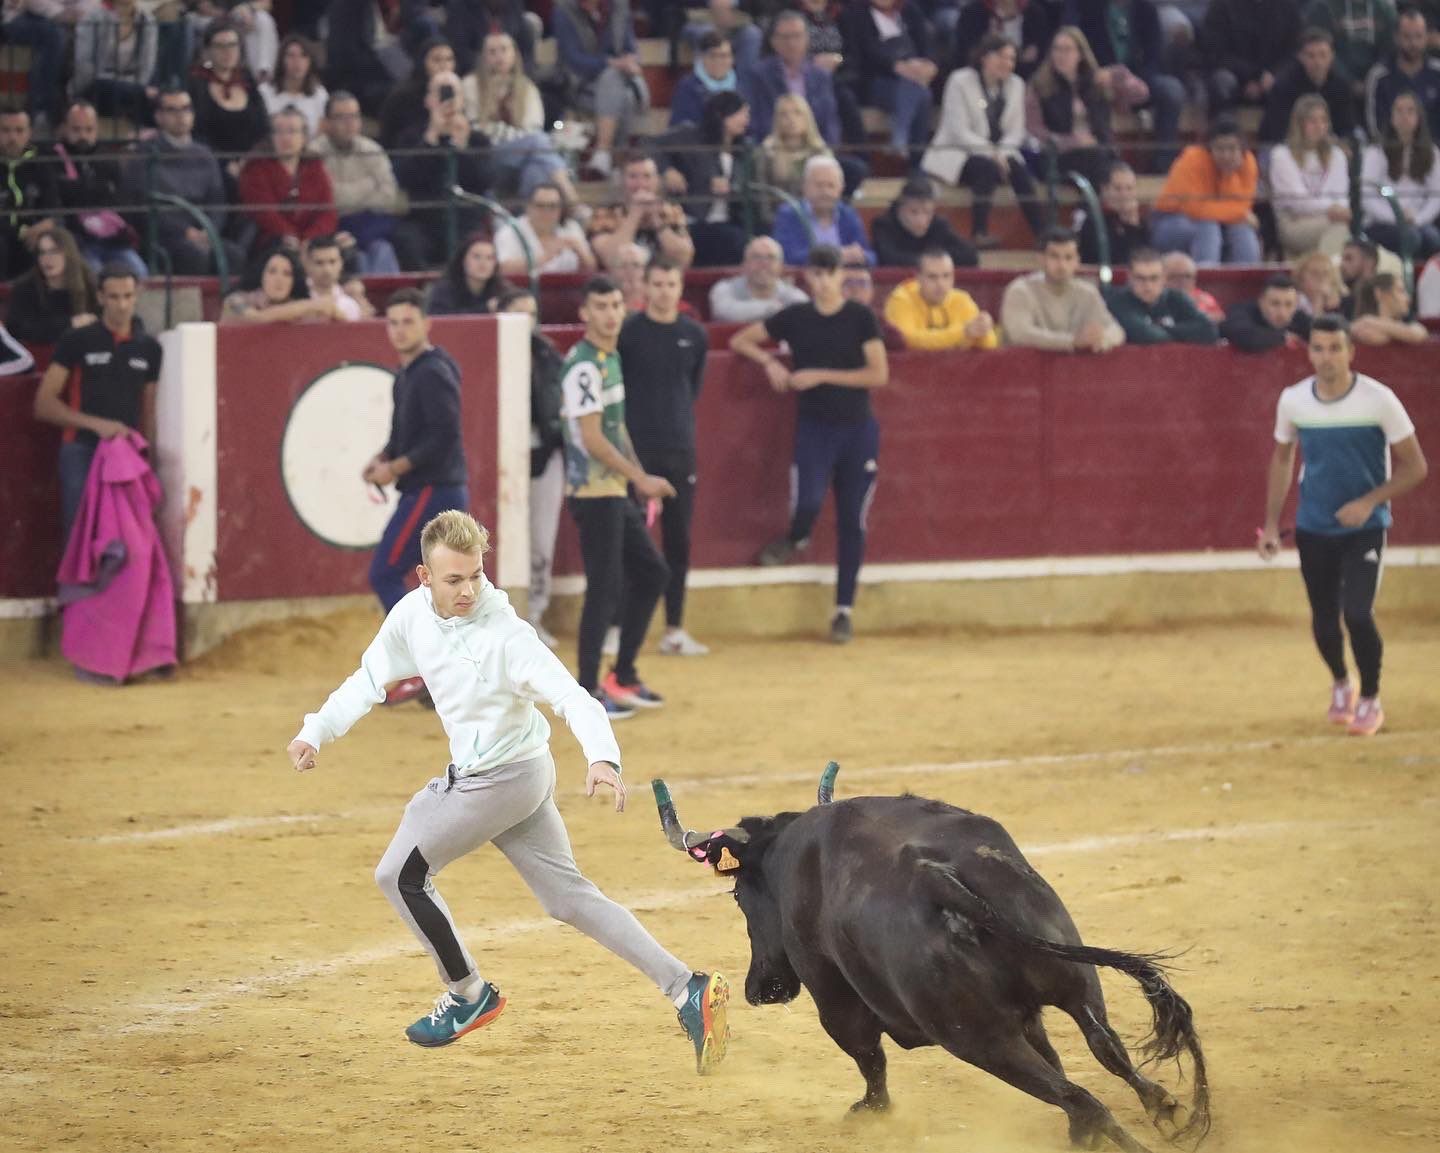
[82,730,1439,844]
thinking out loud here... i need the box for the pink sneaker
[1327,680,1356,725]
[1348,697,1384,737]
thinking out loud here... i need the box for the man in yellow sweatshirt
[882,249,999,351]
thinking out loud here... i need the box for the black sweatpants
[571,495,670,692]
[635,451,696,630]
[1296,527,1386,699]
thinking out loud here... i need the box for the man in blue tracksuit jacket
[364,287,469,613]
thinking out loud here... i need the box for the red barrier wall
[550,343,1440,577]
[212,319,501,600]
[5,336,1437,604]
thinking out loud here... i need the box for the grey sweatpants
[374,751,692,1002]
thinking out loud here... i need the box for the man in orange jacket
[1150,118,1261,264]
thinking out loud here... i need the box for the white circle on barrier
[280,362,396,549]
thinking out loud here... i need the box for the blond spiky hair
[420,510,490,567]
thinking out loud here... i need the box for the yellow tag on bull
[716,846,741,873]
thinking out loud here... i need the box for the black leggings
[959,155,1046,238]
[1296,528,1386,698]
[571,495,670,692]
[635,452,697,629]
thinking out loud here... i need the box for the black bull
[652,768,1210,1153]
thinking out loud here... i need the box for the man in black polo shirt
[32,264,162,541]
[730,244,889,644]
[618,256,710,656]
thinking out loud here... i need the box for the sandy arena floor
[1,611,1437,1153]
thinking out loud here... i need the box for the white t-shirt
[260,83,329,138]
[310,280,363,321]
[1417,254,1440,318]
[495,217,591,274]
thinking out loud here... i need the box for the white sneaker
[602,625,620,656]
[659,629,709,656]
[531,621,558,649]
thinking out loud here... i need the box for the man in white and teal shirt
[1259,313,1429,736]
[560,275,676,717]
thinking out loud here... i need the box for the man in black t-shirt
[618,257,711,656]
[730,244,889,644]
[32,264,162,541]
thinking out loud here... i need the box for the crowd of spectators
[1,0,1439,356]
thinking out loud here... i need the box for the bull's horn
[651,780,752,853]
[652,779,701,852]
[817,761,840,805]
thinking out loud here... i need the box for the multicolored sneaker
[602,671,665,710]
[595,689,636,721]
[1327,679,1356,725]
[677,971,730,1075]
[383,676,428,706]
[405,982,507,1047]
[1348,697,1384,737]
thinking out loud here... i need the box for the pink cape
[56,432,177,681]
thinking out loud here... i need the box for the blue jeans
[868,74,932,152]
[59,439,98,545]
[79,239,150,279]
[351,239,400,275]
[1150,213,1261,265]
[492,134,568,198]
[4,12,65,121]
[789,416,881,609]
[369,483,469,612]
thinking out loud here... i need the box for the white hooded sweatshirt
[294,578,621,775]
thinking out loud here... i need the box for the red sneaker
[383,676,428,706]
[601,671,664,709]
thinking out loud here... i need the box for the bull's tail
[922,860,1211,1147]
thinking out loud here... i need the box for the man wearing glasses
[495,183,597,277]
[121,87,241,276]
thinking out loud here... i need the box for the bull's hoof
[1148,1096,1191,1141]
[847,1094,891,1115]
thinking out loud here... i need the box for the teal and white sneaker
[405,982,507,1048]
[677,971,731,1075]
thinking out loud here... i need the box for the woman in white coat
[1268,94,1351,259]
[922,35,1045,248]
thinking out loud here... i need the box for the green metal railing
[745,181,814,248]
[1064,170,1109,282]
[145,190,229,330]
[449,185,538,299]
[1377,185,1416,297]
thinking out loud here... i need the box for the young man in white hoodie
[285,509,731,1067]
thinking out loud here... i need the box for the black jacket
[49,140,128,236]
[870,203,979,268]
[383,345,468,490]
[656,124,749,224]
[531,332,565,477]
[0,147,60,279]
[393,129,495,245]
[1071,0,1167,86]
[1259,60,1357,142]
[1199,0,1303,85]
[1076,207,1149,265]
[1220,299,1312,352]
[4,271,97,347]
[842,0,933,88]
[1034,73,1113,143]
[952,0,1054,78]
